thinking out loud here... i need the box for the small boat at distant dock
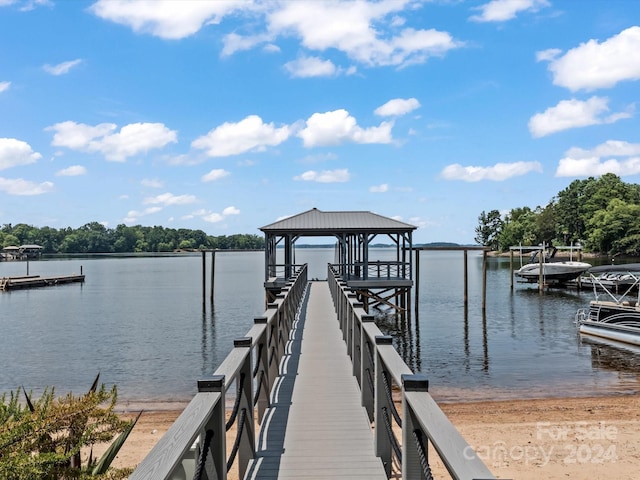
[513,245,592,284]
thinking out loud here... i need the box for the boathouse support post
[374,335,394,477]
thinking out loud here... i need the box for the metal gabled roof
[259,208,417,234]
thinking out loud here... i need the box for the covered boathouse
[259,208,417,315]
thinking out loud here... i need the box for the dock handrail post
[374,335,394,477]
[233,337,255,480]
[402,374,429,480]
[266,303,280,383]
[254,316,270,422]
[352,310,364,386]
[346,293,358,353]
[196,375,227,480]
[360,315,376,421]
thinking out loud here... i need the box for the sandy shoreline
[106,393,640,479]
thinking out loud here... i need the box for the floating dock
[0,274,85,291]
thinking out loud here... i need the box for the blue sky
[1,0,639,244]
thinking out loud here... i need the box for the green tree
[474,210,502,249]
[586,199,640,253]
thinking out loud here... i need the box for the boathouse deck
[131,264,496,480]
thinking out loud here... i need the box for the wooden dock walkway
[245,281,387,480]
[130,264,495,480]
[0,274,85,291]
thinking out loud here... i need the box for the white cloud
[556,140,640,177]
[143,192,197,206]
[90,0,254,40]
[374,98,420,117]
[298,109,393,147]
[202,212,224,223]
[470,0,549,22]
[201,169,231,182]
[0,138,42,170]
[43,59,82,75]
[222,206,240,215]
[123,206,163,224]
[566,140,640,159]
[268,2,463,68]
[197,206,239,223]
[47,121,177,161]
[141,178,164,188]
[0,81,10,93]
[294,168,350,183]
[192,115,291,157]
[4,0,51,11]
[528,97,632,138]
[543,26,640,91]
[222,32,272,57]
[535,48,561,62]
[284,56,339,78]
[55,165,86,176]
[440,161,542,181]
[0,177,54,195]
[91,1,462,68]
[369,184,389,193]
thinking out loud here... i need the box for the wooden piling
[509,249,514,291]
[463,249,468,307]
[482,249,487,312]
[201,250,206,304]
[210,250,215,303]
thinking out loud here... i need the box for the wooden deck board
[245,281,386,480]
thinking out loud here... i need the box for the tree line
[0,222,264,253]
[475,173,640,255]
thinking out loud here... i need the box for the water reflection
[2,251,640,403]
[580,335,640,373]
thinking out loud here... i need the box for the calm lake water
[2,249,639,404]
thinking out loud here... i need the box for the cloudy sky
[1,0,639,244]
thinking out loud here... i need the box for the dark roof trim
[260,208,417,234]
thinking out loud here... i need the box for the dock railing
[130,264,308,480]
[328,264,496,480]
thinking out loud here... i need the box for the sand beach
[110,393,640,479]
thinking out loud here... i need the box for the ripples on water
[1,250,639,403]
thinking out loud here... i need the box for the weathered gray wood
[404,390,496,480]
[246,281,387,479]
[130,392,221,480]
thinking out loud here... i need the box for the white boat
[514,246,592,283]
[575,264,640,346]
